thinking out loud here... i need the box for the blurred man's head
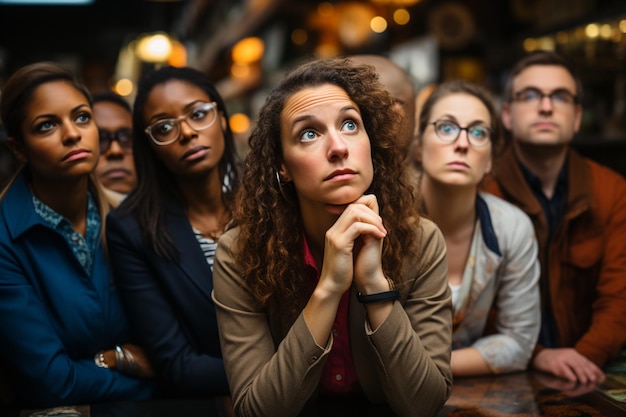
[92,92,136,195]
[349,55,416,151]
[502,51,583,149]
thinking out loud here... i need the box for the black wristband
[356,289,400,304]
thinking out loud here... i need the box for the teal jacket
[0,173,153,407]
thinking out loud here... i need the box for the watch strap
[356,289,400,304]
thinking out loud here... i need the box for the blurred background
[1,0,626,176]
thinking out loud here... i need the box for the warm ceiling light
[168,39,187,67]
[230,113,251,134]
[232,37,265,64]
[538,36,555,50]
[600,24,612,39]
[338,2,376,47]
[136,33,172,62]
[393,8,410,25]
[523,38,538,52]
[114,79,134,97]
[585,23,600,38]
[370,16,388,33]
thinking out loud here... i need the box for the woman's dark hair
[234,57,419,319]
[417,79,504,159]
[122,66,240,260]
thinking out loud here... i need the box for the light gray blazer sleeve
[471,193,541,372]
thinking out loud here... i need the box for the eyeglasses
[511,87,578,107]
[145,102,218,145]
[99,128,133,153]
[430,119,491,148]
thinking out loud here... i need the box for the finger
[571,360,599,385]
[334,204,386,237]
[587,362,605,383]
[324,194,379,217]
[346,201,386,235]
[572,366,590,385]
[558,363,579,383]
[349,221,387,241]
[354,194,380,214]
[574,355,604,384]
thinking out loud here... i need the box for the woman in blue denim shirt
[0,62,154,407]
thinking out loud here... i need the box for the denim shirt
[0,173,153,407]
[33,192,100,274]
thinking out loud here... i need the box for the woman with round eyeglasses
[106,66,241,398]
[414,80,541,376]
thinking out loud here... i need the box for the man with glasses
[484,51,626,385]
[93,92,137,199]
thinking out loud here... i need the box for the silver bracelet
[94,351,108,368]
[123,348,140,375]
[115,345,125,372]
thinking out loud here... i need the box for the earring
[276,171,290,184]
[275,171,290,199]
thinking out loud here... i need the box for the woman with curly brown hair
[212,58,452,417]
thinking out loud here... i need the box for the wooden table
[4,372,625,417]
[440,371,626,417]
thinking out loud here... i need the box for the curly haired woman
[212,57,452,417]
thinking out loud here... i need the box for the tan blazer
[212,218,453,417]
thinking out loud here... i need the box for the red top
[303,237,361,396]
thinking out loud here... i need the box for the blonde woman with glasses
[415,80,541,376]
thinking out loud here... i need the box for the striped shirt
[193,228,218,271]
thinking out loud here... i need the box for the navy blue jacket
[0,174,153,407]
[106,199,228,397]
